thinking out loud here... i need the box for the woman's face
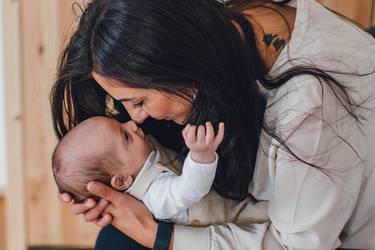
[92,72,193,125]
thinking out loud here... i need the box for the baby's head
[52,116,152,202]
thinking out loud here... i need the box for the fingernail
[85,199,94,208]
[99,199,108,208]
[87,182,98,193]
[62,194,70,202]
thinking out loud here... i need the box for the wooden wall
[3,0,27,249]
[4,0,98,249]
[0,197,5,250]
[319,0,374,28]
[22,0,98,247]
[22,0,96,247]
[1,0,374,249]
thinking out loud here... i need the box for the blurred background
[0,0,374,250]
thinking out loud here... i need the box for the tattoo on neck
[263,33,286,51]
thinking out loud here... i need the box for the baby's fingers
[197,125,206,144]
[187,125,197,143]
[205,122,214,144]
[214,122,225,146]
[71,198,96,215]
[182,124,190,142]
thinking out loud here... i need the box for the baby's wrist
[190,151,216,164]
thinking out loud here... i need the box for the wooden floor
[0,196,91,250]
[30,247,91,250]
[0,196,5,250]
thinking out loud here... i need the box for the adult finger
[94,213,113,228]
[71,198,96,215]
[83,199,109,222]
[87,181,124,203]
[58,192,73,203]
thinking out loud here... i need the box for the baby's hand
[182,122,224,164]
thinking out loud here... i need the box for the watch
[152,220,174,250]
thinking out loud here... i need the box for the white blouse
[173,0,375,249]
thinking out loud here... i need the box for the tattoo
[263,34,277,46]
[262,33,286,51]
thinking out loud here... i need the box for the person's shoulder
[264,74,323,131]
[268,74,322,107]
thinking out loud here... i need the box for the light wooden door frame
[4,0,98,248]
[3,0,27,249]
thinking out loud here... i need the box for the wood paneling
[319,0,374,28]
[22,0,64,245]
[20,0,99,247]
[3,0,27,249]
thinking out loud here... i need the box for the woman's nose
[130,110,149,124]
[125,120,138,131]
[122,103,149,124]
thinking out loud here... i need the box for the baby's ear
[110,173,133,191]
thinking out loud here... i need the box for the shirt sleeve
[172,75,365,250]
[144,152,218,220]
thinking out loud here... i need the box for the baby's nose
[126,120,138,131]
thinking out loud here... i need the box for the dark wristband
[152,220,174,250]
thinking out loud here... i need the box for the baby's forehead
[84,117,119,129]
[79,117,121,135]
[60,117,119,149]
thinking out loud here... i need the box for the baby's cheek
[134,142,152,162]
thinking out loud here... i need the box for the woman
[50,0,375,249]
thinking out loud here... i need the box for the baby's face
[108,120,152,172]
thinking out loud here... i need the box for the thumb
[87,181,122,203]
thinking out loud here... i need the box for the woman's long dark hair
[50,0,366,200]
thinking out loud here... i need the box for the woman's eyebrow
[117,97,135,102]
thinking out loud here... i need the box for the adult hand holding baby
[59,182,158,248]
[58,192,111,227]
[87,181,158,248]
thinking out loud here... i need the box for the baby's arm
[144,122,224,220]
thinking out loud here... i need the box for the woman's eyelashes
[132,100,144,108]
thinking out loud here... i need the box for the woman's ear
[110,173,133,191]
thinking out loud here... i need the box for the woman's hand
[87,181,159,248]
[58,192,113,227]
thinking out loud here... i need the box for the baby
[52,116,224,223]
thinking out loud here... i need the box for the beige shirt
[173,0,375,249]
[128,136,269,226]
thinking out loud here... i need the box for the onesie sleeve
[144,152,218,220]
